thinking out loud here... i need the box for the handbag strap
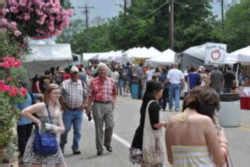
[145,100,156,130]
[45,103,53,124]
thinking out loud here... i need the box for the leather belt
[67,106,81,111]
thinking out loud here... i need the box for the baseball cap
[70,66,79,73]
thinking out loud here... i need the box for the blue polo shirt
[188,72,201,89]
[17,92,33,126]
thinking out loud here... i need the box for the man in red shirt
[87,63,117,156]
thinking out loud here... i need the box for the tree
[70,23,115,54]
[223,0,250,51]
[56,19,84,44]
[109,0,215,51]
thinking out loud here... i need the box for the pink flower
[0,83,10,92]
[19,0,28,6]
[2,9,10,15]
[14,30,22,37]
[9,6,18,13]
[8,86,18,97]
[23,14,31,21]
[0,18,8,27]
[4,0,73,39]
[0,56,22,68]
[9,21,17,30]
[19,87,27,97]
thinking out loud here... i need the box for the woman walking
[130,81,166,167]
[21,84,66,167]
[165,87,228,167]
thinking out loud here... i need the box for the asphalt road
[64,96,250,167]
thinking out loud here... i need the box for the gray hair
[96,62,109,72]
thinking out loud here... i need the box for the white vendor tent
[182,42,235,65]
[146,49,175,65]
[22,43,73,78]
[23,44,72,62]
[229,46,250,64]
[83,50,128,63]
[82,53,99,61]
[125,47,161,60]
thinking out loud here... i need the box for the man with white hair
[87,63,117,156]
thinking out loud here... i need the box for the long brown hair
[183,87,220,123]
[44,83,60,104]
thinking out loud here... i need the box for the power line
[78,4,94,29]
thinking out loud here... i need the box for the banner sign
[205,43,227,65]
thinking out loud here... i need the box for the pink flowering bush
[0,56,27,151]
[2,0,73,39]
[0,56,27,102]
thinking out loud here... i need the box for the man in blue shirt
[187,66,201,90]
[16,89,33,158]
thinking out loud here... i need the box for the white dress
[172,145,215,167]
[22,103,66,167]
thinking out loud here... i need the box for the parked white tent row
[124,47,162,59]
[82,47,176,64]
[83,50,128,63]
[146,49,176,65]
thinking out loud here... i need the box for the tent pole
[236,63,239,87]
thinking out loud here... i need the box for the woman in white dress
[21,84,66,167]
[165,87,228,167]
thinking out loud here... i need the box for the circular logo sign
[211,49,221,60]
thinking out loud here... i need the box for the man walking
[167,64,184,112]
[60,66,87,155]
[210,66,224,94]
[223,67,235,93]
[87,63,117,156]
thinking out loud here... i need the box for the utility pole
[116,0,129,15]
[124,0,127,14]
[78,4,94,29]
[221,0,224,29]
[169,0,174,49]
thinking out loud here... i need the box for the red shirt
[89,76,117,102]
[63,73,71,80]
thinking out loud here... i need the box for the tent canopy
[23,44,72,62]
[229,46,250,64]
[183,42,236,64]
[124,47,161,59]
[83,50,128,63]
[146,49,175,65]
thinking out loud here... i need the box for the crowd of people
[16,60,240,167]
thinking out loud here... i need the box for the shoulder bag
[142,100,164,166]
[33,104,58,156]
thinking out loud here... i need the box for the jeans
[118,79,125,96]
[60,109,83,152]
[169,83,181,111]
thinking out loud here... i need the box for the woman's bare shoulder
[169,112,213,125]
[33,102,45,108]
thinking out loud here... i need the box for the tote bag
[33,104,58,156]
[142,100,164,166]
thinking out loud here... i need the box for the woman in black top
[130,81,166,164]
